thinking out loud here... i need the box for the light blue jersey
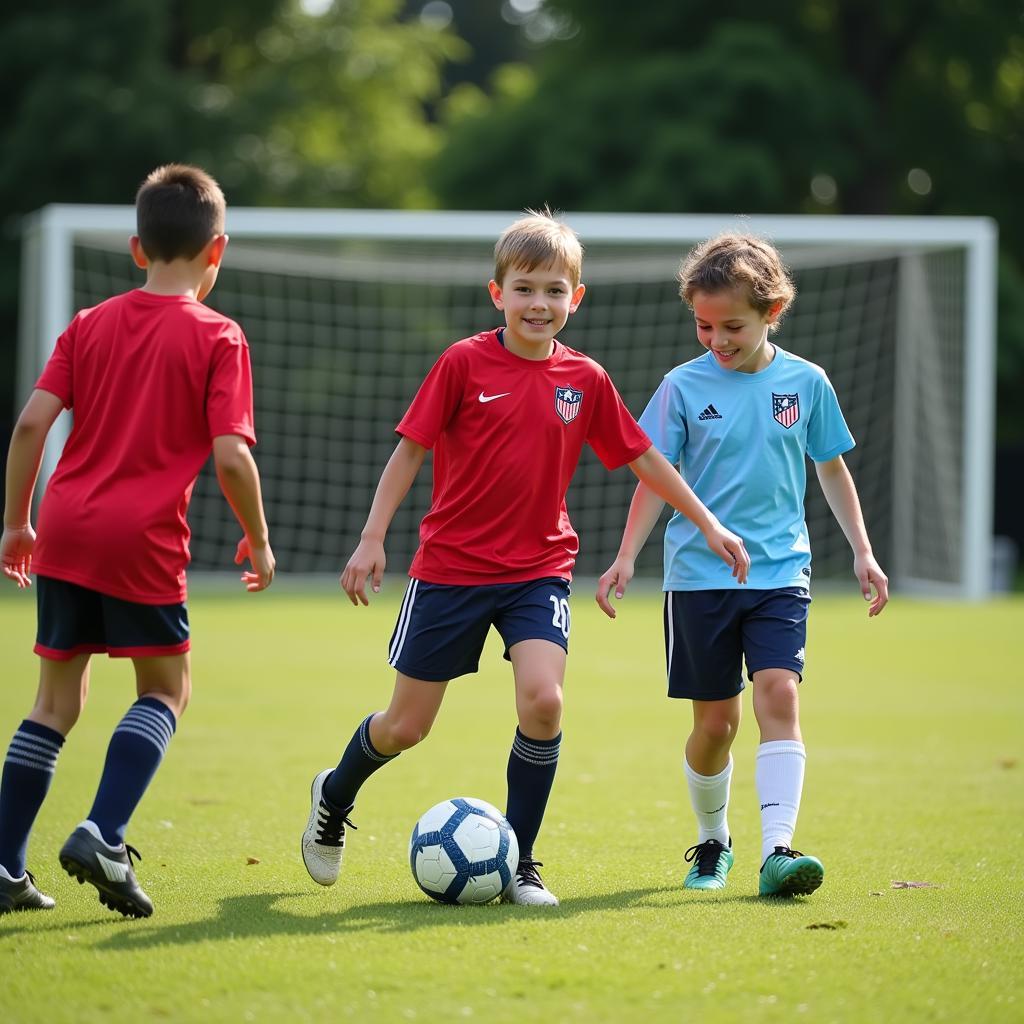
[639,347,854,590]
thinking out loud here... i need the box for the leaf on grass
[868,891,883,896]
[806,920,848,930]
[246,856,260,865]
[891,880,939,889]
[996,757,1018,770]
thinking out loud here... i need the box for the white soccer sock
[755,740,806,864]
[684,756,732,846]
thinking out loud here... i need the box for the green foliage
[0,587,1021,1021]
[430,0,1024,440]
[432,24,866,213]
[0,0,459,426]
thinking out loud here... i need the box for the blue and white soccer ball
[409,797,519,905]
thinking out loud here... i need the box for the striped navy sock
[88,697,177,846]
[0,720,65,878]
[505,728,562,860]
[323,714,398,811]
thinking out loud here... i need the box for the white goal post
[18,206,997,599]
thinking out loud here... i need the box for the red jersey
[397,330,650,584]
[32,289,256,604]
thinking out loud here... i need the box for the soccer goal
[18,206,997,599]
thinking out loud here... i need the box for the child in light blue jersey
[597,233,888,897]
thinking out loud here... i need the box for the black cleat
[0,869,55,914]
[59,821,153,918]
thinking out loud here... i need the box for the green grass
[0,583,1021,1023]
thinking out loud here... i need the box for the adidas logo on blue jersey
[698,404,723,421]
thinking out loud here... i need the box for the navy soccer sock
[87,697,177,846]
[0,720,65,878]
[505,728,561,861]
[322,714,399,811]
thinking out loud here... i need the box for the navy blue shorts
[34,575,190,661]
[387,577,571,681]
[663,587,810,701]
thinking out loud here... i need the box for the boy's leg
[751,668,821,896]
[0,654,89,913]
[745,588,821,896]
[303,672,447,886]
[665,590,745,890]
[60,653,187,919]
[682,696,740,890]
[502,638,565,906]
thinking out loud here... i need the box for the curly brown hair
[678,233,795,331]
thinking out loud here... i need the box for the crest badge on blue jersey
[772,392,800,429]
[554,386,583,424]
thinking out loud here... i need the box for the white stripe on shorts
[665,591,675,682]
[388,578,419,666]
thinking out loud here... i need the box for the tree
[430,1,1024,440]
[0,0,460,439]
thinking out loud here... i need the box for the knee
[141,676,191,720]
[519,686,563,733]
[30,692,85,736]
[379,715,431,752]
[754,673,800,721]
[695,712,737,746]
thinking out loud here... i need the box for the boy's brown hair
[136,163,226,263]
[494,207,584,287]
[678,233,796,329]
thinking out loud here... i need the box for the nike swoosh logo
[478,392,511,403]
[96,852,130,883]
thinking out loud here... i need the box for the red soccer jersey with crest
[397,329,651,584]
[32,289,256,604]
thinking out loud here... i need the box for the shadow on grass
[0,884,812,948]
[88,884,707,950]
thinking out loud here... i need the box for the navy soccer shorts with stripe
[34,575,190,660]
[388,577,572,681]
[663,586,811,701]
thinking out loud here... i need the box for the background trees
[2,0,1021,549]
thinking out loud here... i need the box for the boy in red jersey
[301,209,748,905]
[0,164,274,918]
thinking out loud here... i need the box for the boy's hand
[854,553,888,616]
[596,556,635,619]
[234,536,275,591]
[340,538,386,606]
[1,525,35,588]
[703,522,750,584]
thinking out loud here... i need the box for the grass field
[0,582,1021,1023]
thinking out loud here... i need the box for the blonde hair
[678,233,796,330]
[494,207,583,287]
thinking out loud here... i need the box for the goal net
[18,208,997,599]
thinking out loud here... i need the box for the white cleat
[301,769,355,886]
[500,858,559,906]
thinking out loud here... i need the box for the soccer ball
[409,797,519,905]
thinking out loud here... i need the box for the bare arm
[629,446,749,578]
[596,446,750,618]
[594,480,665,617]
[815,455,888,616]
[213,434,275,591]
[1,390,63,587]
[340,436,427,606]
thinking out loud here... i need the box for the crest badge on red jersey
[772,392,800,429]
[554,385,583,424]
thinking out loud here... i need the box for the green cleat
[683,838,734,890]
[759,846,824,897]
